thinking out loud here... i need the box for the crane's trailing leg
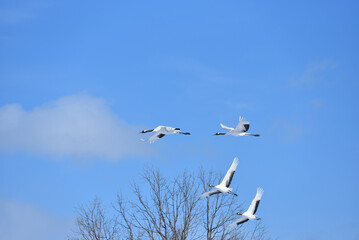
[179,132,191,135]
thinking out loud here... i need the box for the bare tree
[72,167,271,240]
[115,168,201,240]
[70,196,120,240]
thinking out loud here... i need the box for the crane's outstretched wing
[148,133,166,143]
[247,187,264,214]
[199,189,221,199]
[220,157,239,187]
[229,216,249,228]
[235,116,250,132]
[220,123,234,131]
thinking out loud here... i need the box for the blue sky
[1,0,359,239]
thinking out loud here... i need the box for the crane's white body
[215,184,233,194]
[214,116,260,137]
[200,158,239,199]
[139,126,190,143]
[242,211,256,220]
[229,188,264,227]
[153,126,180,134]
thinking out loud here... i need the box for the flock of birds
[139,116,263,228]
[139,116,260,143]
[200,157,264,227]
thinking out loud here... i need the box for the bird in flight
[214,116,260,137]
[139,126,190,143]
[229,187,264,227]
[200,157,239,199]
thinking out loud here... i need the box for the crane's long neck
[140,129,154,133]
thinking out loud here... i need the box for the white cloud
[0,94,152,160]
[0,198,73,240]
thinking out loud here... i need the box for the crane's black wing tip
[158,134,166,138]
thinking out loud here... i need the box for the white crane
[229,187,264,227]
[214,116,260,137]
[199,157,239,199]
[139,126,190,143]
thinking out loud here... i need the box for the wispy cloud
[289,60,338,89]
[0,198,73,240]
[268,118,304,144]
[151,57,236,84]
[0,8,33,25]
[310,98,324,109]
[0,94,152,160]
[223,101,251,110]
[0,0,52,25]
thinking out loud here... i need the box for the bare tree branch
[70,196,119,240]
[72,167,272,240]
